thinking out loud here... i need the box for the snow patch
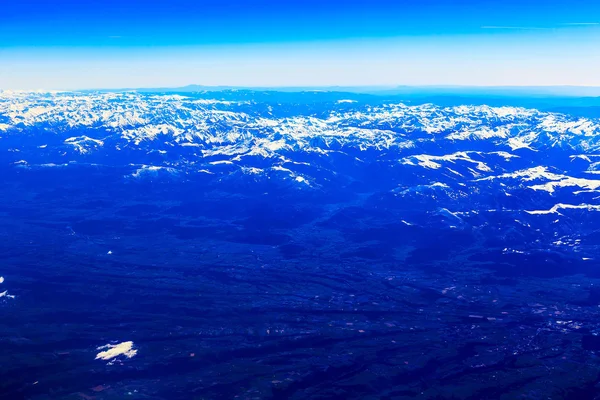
[130,165,178,178]
[529,177,600,194]
[477,166,564,182]
[404,152,492,173]
[64,136,104,154]
[503,248,526,254]
[526,203,600,215]
[507,137,534,151]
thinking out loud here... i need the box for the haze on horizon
[1,0,599,90]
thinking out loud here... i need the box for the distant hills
[86,84,600,97]
[77,85,600,119]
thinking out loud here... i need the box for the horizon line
[4,84,600,90]
[3,84,600,98]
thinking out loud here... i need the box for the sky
[1,0,599,89]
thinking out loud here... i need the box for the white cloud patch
[96,341,138,363]
[0,276,14,299]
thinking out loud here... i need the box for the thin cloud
[481,23,599,31]
[480,26,551,31]
[561,22,599,26]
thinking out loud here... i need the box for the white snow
[241,167,263,175]
[571,154,591,162]
[446,126,509,140]
[131,165,177,178]
[437,208,464,222]
[529,177,600,194]
[526,203,600,215]
[507,137,534,151]
[491,151,519,160]
[4,91,600,203]
[503,248,526,254]
[64,136,104,154]
[477,166,564,182]
[404,152,493,173]
[0,91,597,165]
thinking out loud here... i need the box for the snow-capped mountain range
[2,90,600,259]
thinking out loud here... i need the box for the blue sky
[1,0,599,89]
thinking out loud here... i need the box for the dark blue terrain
[2,90,600,399]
